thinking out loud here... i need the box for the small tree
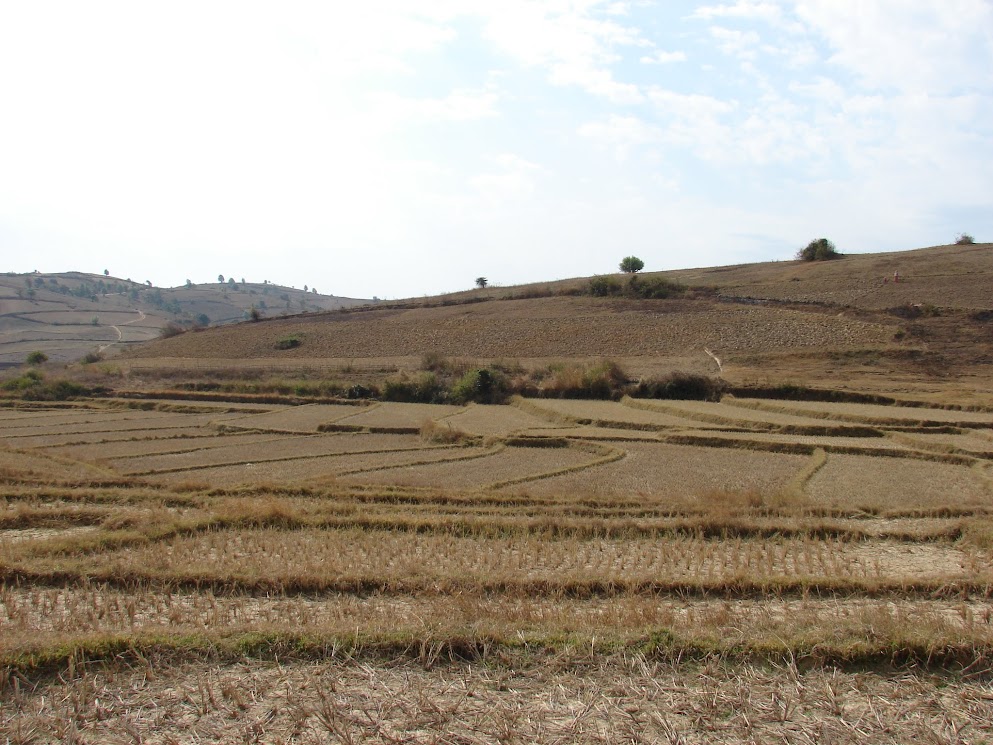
[797,238,839,261]
[248,306,262,322]
[25,351,48,365]
[475,277,488,288]
[955,233,975,245]
[619,256,645,273]
[194,313,210,327]
[103,269,109,276]
[218,274,225,283]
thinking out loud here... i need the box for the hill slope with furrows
[0,272,370,364]
[134,296,895,360]
[121,243,993,395]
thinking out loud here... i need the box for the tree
[185,279,193,288]
[26,351,48,365]
[797,238,839,261]
[955,233,975,245]
[218,274,225,283]
[103,269,109,276]
[619,256,645,273]
[475,277,488,288]
[194,313,210,328]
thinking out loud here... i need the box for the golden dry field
[2,244,993,742]
[2,389,993,742]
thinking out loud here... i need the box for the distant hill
[124,243,993,397]
[0,271,371,364]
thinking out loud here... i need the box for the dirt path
[98,309,146,352]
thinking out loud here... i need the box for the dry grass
[3,391,993,728]
[807,453,992,513]
[4,653,992,744]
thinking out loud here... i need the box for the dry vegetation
[2,243,993,741]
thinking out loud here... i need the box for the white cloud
[579,114,663,158]
[365,89,500,125]
[709,25,762,59]
[794,0,993,93]
[691,1,784,23]
[478,1,649,101]
[640,50,688,64]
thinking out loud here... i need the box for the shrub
[382,372,445,403]
[890,303,940,319]
[275,336,302,350]
[633,372,726,402]
[450,367,509,404]
[1,372,93,400]
[626,275,686,299]
[797,238,839,261]
[25,351,48,365]
[589,276,622,297]
[955,233,975,245]
[81,351,104,364]
[542,360,629,399]
[159,322,185,338]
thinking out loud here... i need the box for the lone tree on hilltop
[797,238,839,261]
[475,277,488,288]
[619,256,645,273]
[217,274,224,283]
[955,232,975,245]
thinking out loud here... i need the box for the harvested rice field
[2,391,993,743]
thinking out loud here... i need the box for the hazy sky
[1,1,990,299]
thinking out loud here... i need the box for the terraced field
[2,393,993,742]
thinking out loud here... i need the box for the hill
[119,242,993,402]
[0,272,370,365]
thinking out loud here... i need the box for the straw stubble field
[2,394,993,742]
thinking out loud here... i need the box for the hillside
[0,272,370,365]
[116,243,993,399]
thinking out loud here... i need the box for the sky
[1,1,991,300]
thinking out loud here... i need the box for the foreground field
[2,392,993,742]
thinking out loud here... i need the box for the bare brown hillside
[117,243,993,400]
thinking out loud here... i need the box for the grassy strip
[658,432,977,464]
[485,442,625,490]
[3,626,992,684]
[125,443,459,477]
[3,565,990,600]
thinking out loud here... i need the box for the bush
[450,367,509,404]
[626,275,686,299]
[955,233,975,245]
[589,276,623,297]
[81,351,104,364]
[25,351,48,365]
[1,371,92,400]
[588,275,686,299]
[382,372,445,403]
[797,238,839,261]
[633,372,726,402]
[542,360,629,400]
[275,336,302,350]
[160,322,185,339]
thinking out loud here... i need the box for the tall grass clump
[633,372,726,402]
[540,360,629,399]
[382,372,446,403]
